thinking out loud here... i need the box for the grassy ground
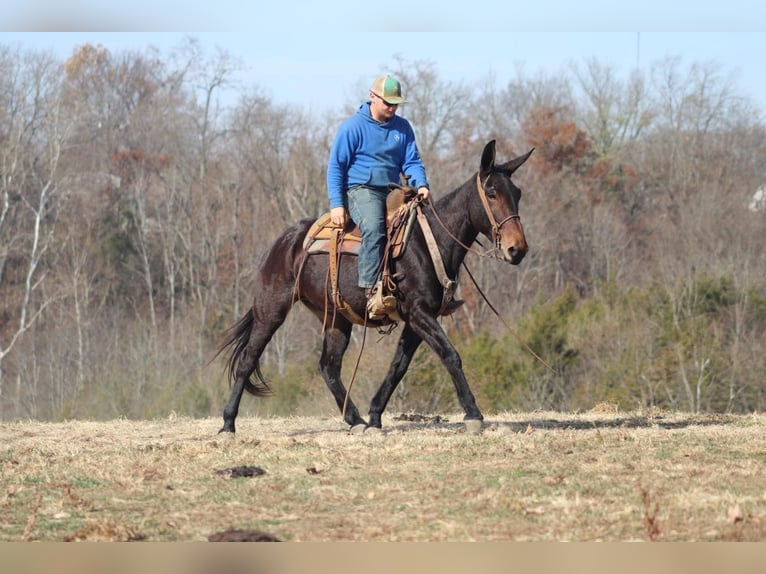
[1,410,764,542]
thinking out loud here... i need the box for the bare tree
[570,58,653,159]
[0,48,71,416]
[389,57,473,160]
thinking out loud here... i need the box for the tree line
[1,37,764,422]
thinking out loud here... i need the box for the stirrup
[366,283,398,320]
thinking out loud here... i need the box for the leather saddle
[300,184,418,326]
[303,184,417,259]
[298,183,464,325]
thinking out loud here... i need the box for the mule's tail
[213,310,273,397]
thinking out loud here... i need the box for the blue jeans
[347,186,388,289]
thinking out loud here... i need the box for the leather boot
[367,282,398,320]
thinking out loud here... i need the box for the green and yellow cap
[370,75,406,105]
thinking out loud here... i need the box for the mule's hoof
[350,424,367,435]
[364,426,383,436]
[464,419,484,435]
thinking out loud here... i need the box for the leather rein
[422,171,557,375]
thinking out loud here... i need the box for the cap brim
[372,90,406,105]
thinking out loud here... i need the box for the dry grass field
[1,409,765,542]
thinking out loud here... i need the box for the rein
[460,261,558,375]
[427,173,557,376]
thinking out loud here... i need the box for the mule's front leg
[409,310,484,424]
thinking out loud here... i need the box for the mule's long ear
[480,139,497,173]
[503,148,535,175]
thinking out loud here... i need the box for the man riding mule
[215,139,533,434]
[304,178,422,325]
[327,74,431,320]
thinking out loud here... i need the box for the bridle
[426,169,522,260]
[475,171,522,255]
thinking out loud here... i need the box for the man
[327,74,430,320]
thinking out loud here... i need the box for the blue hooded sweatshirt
[327,102,429,209]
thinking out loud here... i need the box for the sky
[2,3,766,114]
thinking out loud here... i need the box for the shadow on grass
[285,412,743,436]
[495,413,736,432]
[386,412,740,434]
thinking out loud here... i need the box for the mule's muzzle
[505,244,527,265]
[499,218,527,265]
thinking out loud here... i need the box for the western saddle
[301,181,462,325]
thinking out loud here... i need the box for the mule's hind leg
[220,316,280,434]
[367,324,423,428]
[319,320,367,427]
[220,285,295,433]
[221,351,254,434]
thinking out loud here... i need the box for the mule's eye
[485,185,497,199]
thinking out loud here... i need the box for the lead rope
[425,197,557,375]
[342,312,368,420]
[460,261,558,375]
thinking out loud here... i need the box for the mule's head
[476,140,533,265]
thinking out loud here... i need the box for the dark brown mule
[215,140,533,433]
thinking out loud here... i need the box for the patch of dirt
[392,413,448,423]
[208,529,281,542]
[214,465,266,478]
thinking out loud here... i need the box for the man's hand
[330,206,347,227]
[417,186,430,202]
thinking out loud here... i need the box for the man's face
[369,92,399,122]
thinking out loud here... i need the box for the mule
[215,140,533,433]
